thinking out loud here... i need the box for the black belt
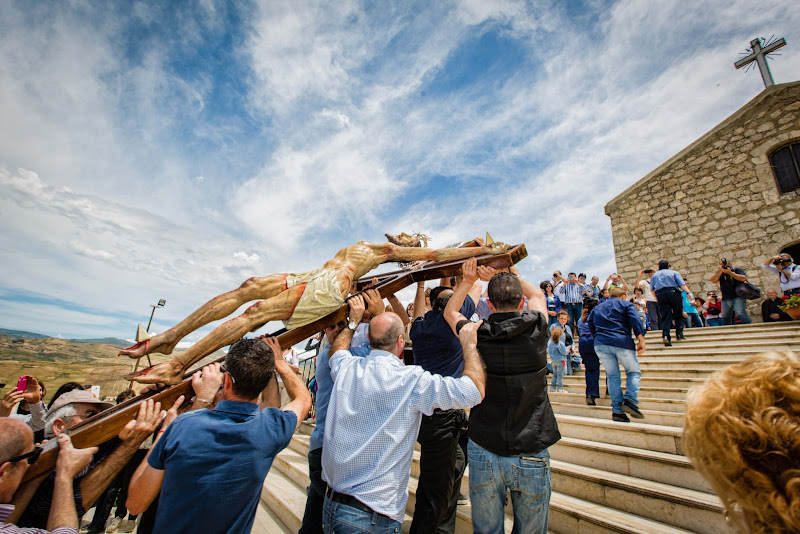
[326,489,386,518]
[655,288,679,294]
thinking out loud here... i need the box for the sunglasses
[7,446,43,465]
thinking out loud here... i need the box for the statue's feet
[125,360,185,385]
[118,329,179,359]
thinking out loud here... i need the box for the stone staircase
[252,322,800,533]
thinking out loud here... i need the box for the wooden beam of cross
[22,243,527,482]
[734,37,787,88]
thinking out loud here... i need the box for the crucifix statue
[734,37,787,88]
[121,233,508,384]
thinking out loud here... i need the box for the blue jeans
[706,317,723,326]
[322,496,400,533]
[550,359,564,389]
[594,343,641,414]
[467,440,550,534]
[721,297,751,325]
[565,303,582,334]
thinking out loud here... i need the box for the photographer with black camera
[710,258,751,325]
[761,253,800,297]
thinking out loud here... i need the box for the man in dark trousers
[648,259,691,346]
[445,258,559,534]
[408,277,482,534]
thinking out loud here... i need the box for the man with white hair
[15,392,161,529]
[0,418,97,533]
[321,296,486,532]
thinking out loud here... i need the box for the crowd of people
[1,251,798,534]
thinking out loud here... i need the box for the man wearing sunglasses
[1,418,97,533]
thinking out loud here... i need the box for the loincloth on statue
[284,268,346,329]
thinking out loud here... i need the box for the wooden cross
[22,242,527,482]
[734,37,787,88]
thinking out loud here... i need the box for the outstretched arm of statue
[385,237,506,264]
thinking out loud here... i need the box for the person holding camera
[710,259,751,325]
[761,253,800,296]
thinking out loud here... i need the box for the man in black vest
[445,258,560,534]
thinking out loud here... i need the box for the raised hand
[118,399,164,445]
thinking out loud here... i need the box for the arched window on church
[769,142,800,193]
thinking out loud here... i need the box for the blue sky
[1,0,799,343]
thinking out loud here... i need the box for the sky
[1,0,799,345]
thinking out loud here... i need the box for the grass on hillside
[0,334,224,402]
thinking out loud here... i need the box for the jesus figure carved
[122,233,505,384]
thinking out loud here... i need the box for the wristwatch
[347,321,358,331]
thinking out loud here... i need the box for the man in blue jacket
[588,287,646,423]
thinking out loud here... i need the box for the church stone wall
[605,81,800,321]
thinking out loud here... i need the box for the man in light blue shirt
[649,259,691,346]
[322,295,486,532]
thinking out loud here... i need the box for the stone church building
[605,80,800,321]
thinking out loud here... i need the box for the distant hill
[0,333,225,402]
[0,328,49,339]
[0,328,130,347]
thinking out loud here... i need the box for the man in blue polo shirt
[126,337,311,534]
[588,287,646,423]
[407,278,481,534]
[649,259,691,346]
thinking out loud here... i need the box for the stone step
[548,492,696,534]
[549,437,712,493]
[636,359,743,370]
[645,342,800,355]
[259,467,313,533]
[551,460,730,533]
[251,501,293,534]
[643,322,800,338]
[562,375,704,390]
[554,414,683,455]
[550,402,683,428]
[276,432,698,534]
[641,344,800,357]
[549,401,684,427]
[549,392,686,413]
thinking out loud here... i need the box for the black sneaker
[457,492,468,505]
[622,399,644,419]
[585,396,596,406]
[663,337,672,346]
[612,412,630,423]
[676,333,686,340]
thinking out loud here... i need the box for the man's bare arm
[413,283,426,320]
[126,396,184,515]
[387,294,409,326]
[444,258,479,335]
[79,399,164,508]
[458,321,485,399]
[523,279,549,316]
[259,375,280,409]
[47,435,97,531]
[262,337,310,430]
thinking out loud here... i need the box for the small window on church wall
[769,143,800,193]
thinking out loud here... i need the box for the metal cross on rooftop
[734,37,787,88]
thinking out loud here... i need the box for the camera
[721,258,730,269]
[773,259,784,265]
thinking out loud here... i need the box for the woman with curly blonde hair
[683,352,800,533]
